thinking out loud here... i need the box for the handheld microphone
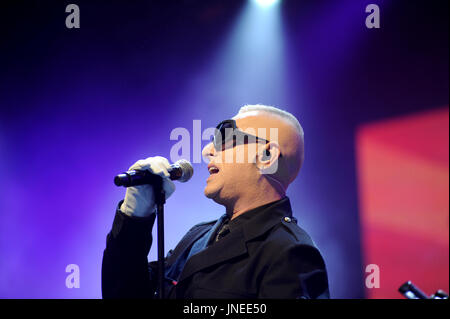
[114,159,193,187]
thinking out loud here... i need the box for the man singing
[102,104,329,299]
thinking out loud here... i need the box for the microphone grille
[175,159,194,182]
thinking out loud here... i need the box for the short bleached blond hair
[238,104,304,138]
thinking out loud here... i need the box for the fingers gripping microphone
[114,159,194,187]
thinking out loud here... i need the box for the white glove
[120,156,176,217]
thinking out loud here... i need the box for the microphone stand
[114,170,168,298]
[153,176,166,299]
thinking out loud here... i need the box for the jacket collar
[241,196,293,241]
[177,197,293,285]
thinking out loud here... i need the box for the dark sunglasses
[212,119,278,155]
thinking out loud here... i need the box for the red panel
[356,107,449,299]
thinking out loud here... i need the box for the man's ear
[256,142,281,174]
[261,148,271,161]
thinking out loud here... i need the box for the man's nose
[202,142,215,161]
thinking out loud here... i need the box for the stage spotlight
[252,0,281,8]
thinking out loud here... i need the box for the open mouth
[208,165,220,175]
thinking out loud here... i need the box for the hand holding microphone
[118,157,193,218]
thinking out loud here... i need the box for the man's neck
[226,188,284,220]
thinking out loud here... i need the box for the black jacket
[102,197,329,299]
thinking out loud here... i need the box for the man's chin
[204,187,216,199]
[204,186,221,202]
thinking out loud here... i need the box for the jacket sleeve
[102,201,157,299]
[258,244,330,299]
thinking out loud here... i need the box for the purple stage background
[0,0,448,298]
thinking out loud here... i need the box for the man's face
[202,117,261,206]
